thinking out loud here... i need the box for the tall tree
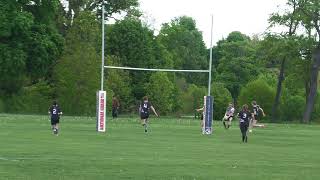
[107,17,159,99]
[158,16,208,85]
[146,72,174,114]
[53,11,100,115]
[0,1,31,94]
[214,31,259,102]
[258,36,304,121]
[268,0,300,122]
[0,0,63,95]
[63,0,139,27]
[297,0,320,123]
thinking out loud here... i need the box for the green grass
[0,114,319,180]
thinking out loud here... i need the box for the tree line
[1,0,320,123]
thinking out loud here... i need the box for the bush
[280,95,304,121]
[257,72,278,88]
[238,78,276,119]
[181,84,206,115]
[211,83,233,120]
[4,81,51,114]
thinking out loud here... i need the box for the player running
[222,103,235,129]
[48,101,63,136]
[238,104,251,143]
[139,96,158,133]
[249,101,266,132]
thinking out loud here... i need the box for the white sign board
[96,91,106,132]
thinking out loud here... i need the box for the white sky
[138,0,287,47]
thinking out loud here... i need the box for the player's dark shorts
[140,114,149,120]
[51,117,60,125]
[240,122,249,135]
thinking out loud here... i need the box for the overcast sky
[138,0,287,47]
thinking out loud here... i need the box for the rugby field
[0,114,319,180]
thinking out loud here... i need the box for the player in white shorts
[222,103,235,129]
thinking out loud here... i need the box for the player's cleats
[53,128,59,135]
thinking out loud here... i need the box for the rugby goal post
[97,4,214,134]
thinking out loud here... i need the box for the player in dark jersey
[249,101,266,132]
[48,101,63,135]
[238,104,251,143]
[139,96,158,133]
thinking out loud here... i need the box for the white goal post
[97,3,214,134]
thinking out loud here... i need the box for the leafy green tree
[215,31,259,102]
[258,35,304,121]
[24,0,61,24]
[18,0,64,82]
[107,17,155,68]
[53,12,100,115]
[0,2,31,95]
[267,0,301,122]
[145,72,174,115]
[158,16,208,85]
[272,0,320,122]
[65,0,139,27]
[0,0,63,95]
[295,0,320,123]
[107,17,158,99]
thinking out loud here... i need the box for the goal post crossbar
[104,65,210,73]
